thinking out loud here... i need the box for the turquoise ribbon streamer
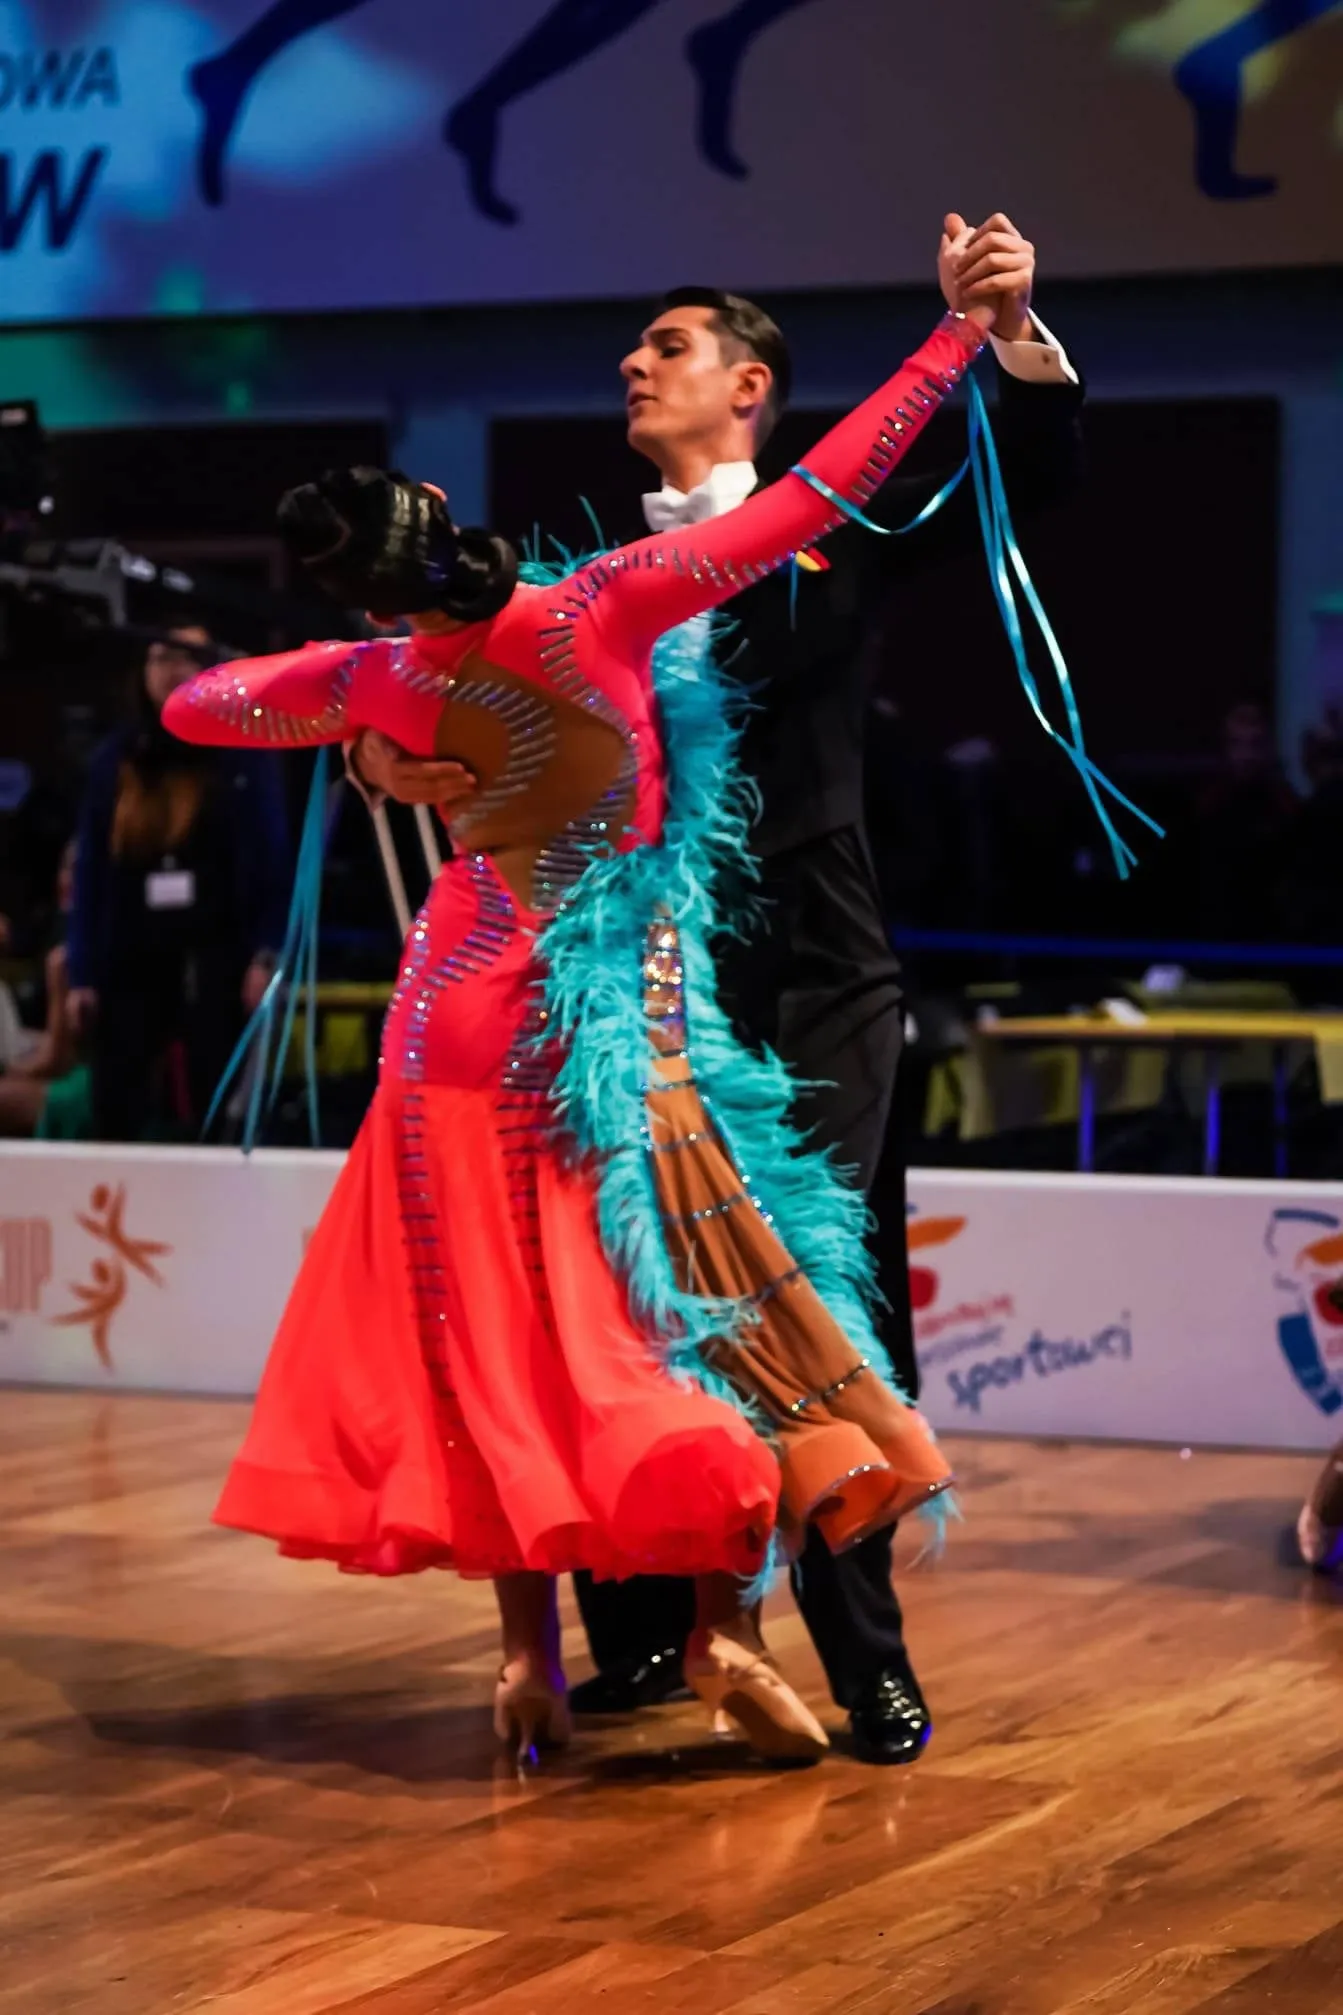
[792,377,1162,880]
[962,377,1162,876]
[788,462,967,627]
[791,459,970,542]
[203,745,331,1152]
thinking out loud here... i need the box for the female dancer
[164,303,990,1763]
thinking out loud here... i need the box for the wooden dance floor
[2,1389,1340,2015]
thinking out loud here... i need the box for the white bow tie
[641,462,757,533]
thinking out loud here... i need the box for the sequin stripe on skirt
[394,1089,460,1414]
[391,1089,527,1574]
[640,918,952,1550]
[385,854,517,1083]
[497,979,560,1314]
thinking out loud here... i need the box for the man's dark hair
[656,286,792,441]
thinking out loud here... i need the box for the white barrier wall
[2,1145,1341,1452]
[0,1143,343,1396]
[907,1170,1343,1452]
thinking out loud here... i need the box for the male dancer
[351,214,1083,1762]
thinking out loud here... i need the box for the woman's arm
[589,312,988,661]
[162,639,377,750]
[163,636,474,765]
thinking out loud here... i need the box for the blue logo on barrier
[1267,1208,1343,1416]
[946,1322,1133,1416]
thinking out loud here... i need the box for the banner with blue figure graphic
[902,1170,1343,1452]
[1267,1207,1343,1417]
[0,0,1339,323]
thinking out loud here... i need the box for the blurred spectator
[1284,709,1343,946]
[0,768,79,959]
[0,841,91,1139]
[943,736,1011,930]
[66,624,290,1142]
[1189,700,1297,942]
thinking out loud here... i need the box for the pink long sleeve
[163,315,985,760]
[163,636,446,754]
[586,311,986,661]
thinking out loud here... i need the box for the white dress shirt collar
[642,459,758,532]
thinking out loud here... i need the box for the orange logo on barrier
[907,1208,1018,1349]
[907,1214,966,1313]
[50,1183,171,1371]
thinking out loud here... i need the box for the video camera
[0,403,374,653]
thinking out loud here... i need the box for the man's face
[144,625,210,710]
[621,306,752,465]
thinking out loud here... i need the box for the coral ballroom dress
[164,314,984,1585]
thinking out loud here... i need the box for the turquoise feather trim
[519,556,912,1442]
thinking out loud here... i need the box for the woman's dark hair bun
[443,527,519,625]
[276,468,517,623]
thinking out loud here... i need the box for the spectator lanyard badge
[145,866,196,911]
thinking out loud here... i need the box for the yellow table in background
[976,1011,1343,1174]
[286,982,395,1080]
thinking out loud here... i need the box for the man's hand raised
[942,212,1037,344]
[349,728,478,811]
